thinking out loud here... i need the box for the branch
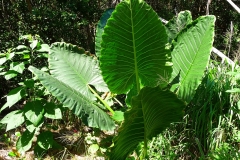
[212,47,235,66]
[226,0,240,14]
[206,0,212,15]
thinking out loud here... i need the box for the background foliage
[1,0,240,53]
[0,0,240,159]
[1,0,240,107]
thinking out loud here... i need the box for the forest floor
[0,123,111,160]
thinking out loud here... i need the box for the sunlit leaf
[29,66,115,131]
[0,110,25,131]
[170,15,216,102]
[0,86,26,112]
[16,130,35,153]
[110,87,185,159]
[100,0,172,94]
[37,131,53,150]
[23,101,45,126]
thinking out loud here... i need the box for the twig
[206,0,212,15]
[226,0,240,14]
[60,147,67,160]
[227,21,233,57]
[212,47,235,68]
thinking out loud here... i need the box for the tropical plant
[26,0,216,159]
[165,10,192,42]
[29,42,116,132]
[99,0,215,159]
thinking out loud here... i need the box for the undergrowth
[148,59,240,160]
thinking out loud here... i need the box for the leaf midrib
[176,21,210,95]
[130,1,140,93]
[51,53,90,91]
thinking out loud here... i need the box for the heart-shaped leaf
[29,66,115,131]
[23,101,45,126]
[16,129,35,153]
[100,0,172,94]
[110,86,185,159]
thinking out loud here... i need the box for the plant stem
[114,97,123,107]
[195,138,205,159]
[143,140,147,159]
[30,48,36,101]
[88,85,115,115]
[61,147,67,160]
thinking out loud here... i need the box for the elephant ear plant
[99,0,215,159]
[29,43,115,131]
[165,10,192,42]
[28,0,215,159]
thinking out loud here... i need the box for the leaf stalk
[87,85,115,115]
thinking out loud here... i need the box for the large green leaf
[0,110,25,131]
[100,0,172,94]
[170,15,215,103]
[44,102,62,119]
[23,101,45,127]
[49,42,109,100]
[37,131,53,150]
[110,87,185,159]
[16,129,35,153]
[29,66,115,131]
[95,8,114,57]
[165,10,192,42]
[0,86,26,112]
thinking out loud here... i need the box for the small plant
[85,133,100,155]
[0,35,63,156]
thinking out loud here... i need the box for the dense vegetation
[0,0,240,159]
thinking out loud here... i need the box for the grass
[148,59,240,160]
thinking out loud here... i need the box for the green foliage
[23,101,45,126]
[110,87,185,160]
[95,8,114,58]
[0,0,223,159]
[95,0,215,159]
[0,35,63,154]
[49,43,109,96]
[147,131,178,160]
[165,10,192,42]
[188,61,238,158]
[44,102,62,119]
[147,60,239,159]
[0,87,26,112]
[37,131,53,150]
[0,110,25,131]
[16,129,35,153]
[209,143,240,159]
[170,15,216,103]
[88,144,100,154]
[0,0,112,53]
[29,42,115,131]
[100,0,172,94]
